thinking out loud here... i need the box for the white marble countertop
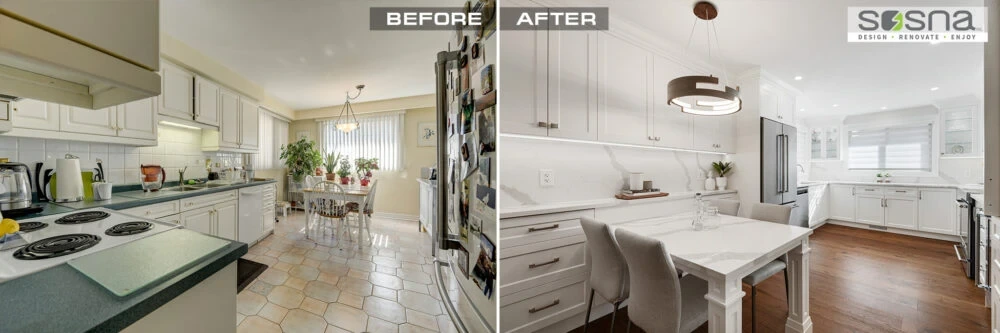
[799,180,983,193]
[499,189,738,219]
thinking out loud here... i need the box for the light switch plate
[540,169,555,187]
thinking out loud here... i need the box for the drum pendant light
[668,2,742,116]
[336,84,365,132]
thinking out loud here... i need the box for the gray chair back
[580,217,629,302]
[614,228,684,333]
[749,203,793,225]
[706,199,740,216]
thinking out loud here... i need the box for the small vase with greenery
[712,161,734,190]
[280,138,323,183]
[336,158,352,185]
[325,152,342,181]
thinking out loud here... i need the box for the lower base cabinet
[180,201,236,240]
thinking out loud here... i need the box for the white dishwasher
[238,186,263,244]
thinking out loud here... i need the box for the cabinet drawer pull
[528,299,560,314]
[529,257,561,269]
[527,224,559,232]
[865,189,875,191]
[537,121,549,128]
[895,190,907,193]
[549,123,559,129]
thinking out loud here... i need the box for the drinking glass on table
[703,206,721,229]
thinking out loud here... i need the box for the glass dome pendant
[667,2,742,116]
[335,84,365,133]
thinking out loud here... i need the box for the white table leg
[706,275,744,333]
[785,238,814,333]
[304,192,312,240]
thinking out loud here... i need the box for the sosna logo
[847,7,988,43]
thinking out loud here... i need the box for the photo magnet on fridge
[457,246,470,278]
[480,65,494,94]
[476,184,496,209]
[477,106,496,153]
[472,233,496,299]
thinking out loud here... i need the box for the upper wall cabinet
[202,88,258,152]
[759,82,796,126]
[597,34,650,146]
[0,100,10,132]
[809,126,840,160]
[159,61,194,120]
[940,104,981,157]
[194,76,222,127]
[60,97,158,141]
[11,99,60,131]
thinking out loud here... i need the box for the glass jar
[703,206,721,229]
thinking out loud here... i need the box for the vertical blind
[318,111,404,171]
[847,123,932,171]
[253,111,290,170]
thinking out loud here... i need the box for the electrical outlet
[540,169,555,187]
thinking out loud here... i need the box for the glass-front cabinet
[940,105,980,157]
[809,126,840,160]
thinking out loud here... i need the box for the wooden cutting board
[69,229,230,297]
[615,192,670,200]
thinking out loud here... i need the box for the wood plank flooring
[569,224,990,333]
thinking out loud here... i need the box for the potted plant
[279,138,323,183]
[876,172,884,183]
[354,157,381,186]
[324,152,342,181]
[712,161,734,190]
[336,158,352,185]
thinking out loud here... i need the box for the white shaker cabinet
[11,99,60,131]
[116,97,158,140]
[547,30,598,140]
[159,60,194,120]
[759,82,797,126]
[855,193,885,226]
[829,184,856,221]
[597,33,651,146]
[497,27,547,136]
[884,196,919,230]
[651,55,693,149]
[918,188,959,234]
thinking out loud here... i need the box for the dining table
[302,182,372,241]
[612,212,814,333]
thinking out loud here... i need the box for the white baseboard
[373,212,419,222]
[825,219,961,242]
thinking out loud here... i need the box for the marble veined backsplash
[498,136,726,209]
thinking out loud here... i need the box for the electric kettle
[0,162,32,210]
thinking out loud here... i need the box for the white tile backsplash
[0,126,247,188]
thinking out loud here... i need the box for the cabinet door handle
[528,299,560,314]
[548,123,559,129]
[537,121,549,128]
[852,187,856,196]
[528,257,561,269]
[527,224,559,232]
[655,137,661,141]
[648,136,656,141]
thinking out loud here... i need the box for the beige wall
[291,102,436,218]
[160,33,295,119]
[296,95,434,121]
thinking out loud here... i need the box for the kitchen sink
[162,182,238,192]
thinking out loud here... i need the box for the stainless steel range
[0,208,178,282]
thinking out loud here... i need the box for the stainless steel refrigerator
[431,10,497,333]
[761,118,805,225]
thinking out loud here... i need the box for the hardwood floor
[569,224,990,333]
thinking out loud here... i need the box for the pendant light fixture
[335,84,365,133]
[667,1,742,116]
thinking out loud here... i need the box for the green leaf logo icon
[892,12,904,31]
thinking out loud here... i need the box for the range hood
[0,1,161,110]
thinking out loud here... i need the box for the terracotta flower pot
[326,173,336,181]
[340,177,350,185]
[360,178,370,187]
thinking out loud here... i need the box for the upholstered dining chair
[744,202,794,333]
[310,181,350,241]
[614,228,708,333]
[706,199,741,216]
[348,180,378,241]
[580,217,630,332]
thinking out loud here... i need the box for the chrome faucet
[178,166,187,186]
[797,164,805,173]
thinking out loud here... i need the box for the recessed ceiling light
[930,87,940,91]
[881,106,887,110]
[794,76,803,81]
[832,104,839,107]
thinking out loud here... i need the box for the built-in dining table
[302,183,372,241]
[612,212,814,333]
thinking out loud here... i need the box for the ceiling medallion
[336,84,365,133]
[667,1,742,116]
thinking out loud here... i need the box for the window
[317,111,404,171]
[847,123,932,171]
[252,110,289,170]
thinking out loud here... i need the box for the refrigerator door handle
[783,134,790,193]
[776,134,783,194]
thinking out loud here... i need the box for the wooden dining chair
[349,180,378,241]
[614,228,708,333]
[744,202,794,333]
[706,199,741,216]
[310,181,350,241]
[580,217,630,333]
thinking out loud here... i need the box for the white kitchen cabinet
[11,99,60,131]
[158,214,182,226]
[651,55,693,149]
[218,89,241,148]
[597,33,651,146]
[855,194,885,225]
[262,183,276,235]
[807,184,829,227]
[181,206,214,235]
[0,101,9,132]
[239,101,259,149]
[759,82,796,126]
[194,76,221,127]
[690,112,736,152]
[884,197,919,230]
[547,30,598,140]
[215,200,238,241]
[419,180,437,234]
[159,60,194,120]
[116,97,158,140]
[60,105,117,136]
[498,27,547,137]
[940,104,981,157]
[919,188,959,234]
[829,184,856,221]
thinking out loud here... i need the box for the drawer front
[158,213,182,225]
[704,193,738,201]
[500,218,582,249]
[119,200,180,219]
[856,187,884,195]
[500,280,587,333]
[180,190,238,210]
[884,187,919,198]
[500,242,586,289]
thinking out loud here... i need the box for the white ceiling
[161,0,451,110]
[603,0,985,119]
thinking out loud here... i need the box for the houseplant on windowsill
[325,152,342,181]
[337,158,352,185]
[280,138,323,183]
[354,157,381,187]
[712,161,734,190]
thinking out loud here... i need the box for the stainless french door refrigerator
[431,9,497,333]
[761,118,799,208]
